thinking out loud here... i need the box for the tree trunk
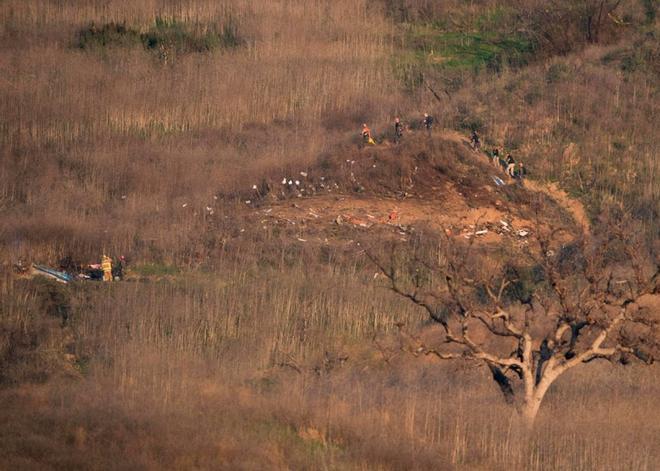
[519,367,558,427]
[521,393,544,427]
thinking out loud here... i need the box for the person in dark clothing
[112,255,126,280]
[505,154,516,177]
[422,113,434,133]
[394,117,403,143]
[514,162,527,180]
[491,147,500,166]
[470,130,481,151]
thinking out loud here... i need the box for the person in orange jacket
[361,123,372,144]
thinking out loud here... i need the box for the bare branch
[555,308,627,373]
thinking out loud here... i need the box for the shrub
[76,22,140,49]
[76,17,244,57]
[545,62,570,84]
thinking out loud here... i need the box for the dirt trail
[523,180,591,234]
[440,129,591,234]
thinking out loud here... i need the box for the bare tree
[368,218,658,426]
[517,0,626,54]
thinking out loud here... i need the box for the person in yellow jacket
[101,255,113,282]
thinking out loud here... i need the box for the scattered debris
[300,172,308,177]
[297,238,307,242]
[492,176,505,186]
[31,264,74,284]
[388,210,398,223]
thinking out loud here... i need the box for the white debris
[245,200,251,204]
[475,229,489,236]
[300,172,308,177]
[297,238,307,242]
[206,206,213,211]
[121,195,127,199]
[288,180,293,185]
[252,184,258,190]
[517,230,530,237]
[295,180,300,186]
[282,178,287,184]
[500,220,509,226]
[213,195,218,200]
[182,203,188,208]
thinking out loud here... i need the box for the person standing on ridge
[470,130,481,151]
[514,162,527,180]
[422,113,434,134]
[394,117,403,143]
[505,153,516,177]
[362,123,375,145]
[492,146,500,166]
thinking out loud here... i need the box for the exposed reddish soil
[245,130,590,249]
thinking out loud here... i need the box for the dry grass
[1,1,658,469]
[1,0,656,262]
[0,0,409,264]
[1,270,659,469]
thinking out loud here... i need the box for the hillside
[239,130,586,249]
[1,1,658,470]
